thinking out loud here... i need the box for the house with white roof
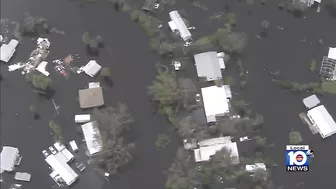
[302,94,320,109]
[168,10,192,42]
[0,146,21,172]
[201,85,232,123]
[194,51,226,81]
[194,141,239,163]
[307,105,336,138]
[79,60,102,77]
[0,39,19,63]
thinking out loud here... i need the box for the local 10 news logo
[286,145,314,172]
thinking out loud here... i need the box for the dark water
[1,0,336,189]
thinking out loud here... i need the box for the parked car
[69,140,79,152]
[196,94,201,102]
[42,150,49,158]
[49,146,57,155]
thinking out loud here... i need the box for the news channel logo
[286,145,314,172]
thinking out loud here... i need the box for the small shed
[82,60,102,77]
[14,172,31,182]
[302,94,320,109]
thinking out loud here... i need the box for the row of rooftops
[320,47,336,81]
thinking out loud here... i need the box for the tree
[29,105,39,119]
[92,104,135,174]
[22,14,49,36]
[177,116,210,140]
[278,80,294,89]
[227,13,236,26]
[310,59,317,72]
[260,20,270,36]
[155,134,171,149]
[49,120,62,142]
[31,74,52,91]
[100,67,112,78]
[289,131,303,144]
[93,103,133,141]
[96,137,135,174]
[213,28,247,54]
[292,0,308,13]
[82,32,90,44]
[165,148,200,189]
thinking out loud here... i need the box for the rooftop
[169,10,192,41]
[307,105,336,138]
[201,85,231,123]
[302,94,320,109]
[194,51,222,81]
[194,141,239,163]
[78,87,104,108]
[0,146,20,172]
[320,56,336,79]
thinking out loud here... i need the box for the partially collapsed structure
[320,47,336,81]
[78,87,104,108]
[81,121,103,156]
[193,137,239,163]
[0,146,21,172]
[307,105,336,138]
[201,85,232,123]
[194,51,225,81]
[168,10,192,42]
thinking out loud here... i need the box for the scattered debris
[50,27,65,35]
[36,61,50,76]
[277,26,284,30]
[14,172,31,182]
[51,99,60,115]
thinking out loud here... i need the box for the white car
[239,136,252,142]
[42,150,49,158]
[49,146,57,155]
[196,94,201,102]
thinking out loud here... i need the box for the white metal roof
[0,146,19,172]
[81,121,103,155]
[194,142,239,163]
[168,21,178,31]
[0,39,19,63]
[169,10,192,41]
[198,136,232,147]
[302,94,320,109]
[201,86,230,123]
[45,155,78,186]
[36,61,50,76]
[194,52,222,81]
[82,60,102,77]
[328,47,336,60]
[307,105,336,138]
[246,163,266,172]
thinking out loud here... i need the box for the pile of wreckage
[0,146,32,188]
[7,37,103,79]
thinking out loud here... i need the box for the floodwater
[1,0,336,189]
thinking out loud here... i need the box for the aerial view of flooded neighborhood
[1,0,336,189]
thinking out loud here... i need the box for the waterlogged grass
[321,81,336,94]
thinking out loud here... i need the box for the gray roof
[303,94,320,109]
[194,51,222,81]
[0,146,19,172]
[79,87,104,108]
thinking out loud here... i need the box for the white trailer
[75,114,91,123]
[54,142,74,162]
[0,39,19,63]
[45,155,78,186]
[69,140,79,152]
